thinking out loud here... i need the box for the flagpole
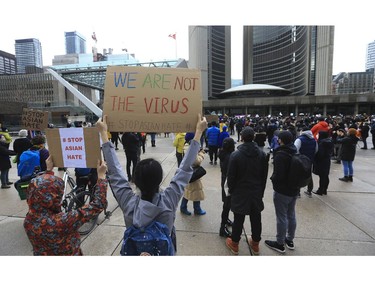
[169,33,177,59]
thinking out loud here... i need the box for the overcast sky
[2,1,374,79]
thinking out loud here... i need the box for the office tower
[365,40,375,71]
[0,50,17,75]
[243,26,334,96]
[65,31,86,54]
[15,38,43,74]
[189,26,231,100]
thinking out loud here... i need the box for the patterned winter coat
[23,171,108,255]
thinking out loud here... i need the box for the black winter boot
[339,176,349,182]
[348,176,353,182]
[219,225,232,237]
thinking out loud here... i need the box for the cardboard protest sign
[205,115,219,124]
[103,66,202,133]
[45,128,101,168]
[22,108,49,131]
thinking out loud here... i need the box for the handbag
[189,166,206,183]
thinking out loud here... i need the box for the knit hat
[19,129,28,137]
[278,130,293,145]
[241,126,255,142]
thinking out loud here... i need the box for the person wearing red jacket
[311,117,330,140]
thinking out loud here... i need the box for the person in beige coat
[180,149,206,215]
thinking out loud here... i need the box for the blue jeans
[342,160,353,176]
[273,191,297,244]
[1,169,9,185]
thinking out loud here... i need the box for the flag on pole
[92,32,97,43]
[168,33,176,40]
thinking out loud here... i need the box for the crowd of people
[0,112,374,256]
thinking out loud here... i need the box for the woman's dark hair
[134,158,163,202]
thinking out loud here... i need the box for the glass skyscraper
[189,25,231,100]
[365,40,375,71]
[0,50,17,75]
[15,38,43,74]
[65,31,86,54]
[243,26,334,96]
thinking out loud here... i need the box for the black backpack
[280,151,312,190]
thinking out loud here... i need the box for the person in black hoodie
[265,130,298,254]
[0,134,16,188]
[218,137,235,238]
[121,132,140,182]
[225,127,268,256]
[312,131,334,195]
[358,121,370,149]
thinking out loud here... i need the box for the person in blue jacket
[218,126,230,150]
[206,121,220,165]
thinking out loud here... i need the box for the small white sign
[59,128,87,168]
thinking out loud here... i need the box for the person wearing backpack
[294,126,318,198]
[18,135,49,180]
[97,114,207,256]
[265,130,299,254]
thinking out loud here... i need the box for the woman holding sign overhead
[97,114,207,255]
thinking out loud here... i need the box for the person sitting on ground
[23,156,108,255]
[97,114,207,255]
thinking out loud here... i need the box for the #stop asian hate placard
[103,66,202,133]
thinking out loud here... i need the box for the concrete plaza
[1,133,375,257]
